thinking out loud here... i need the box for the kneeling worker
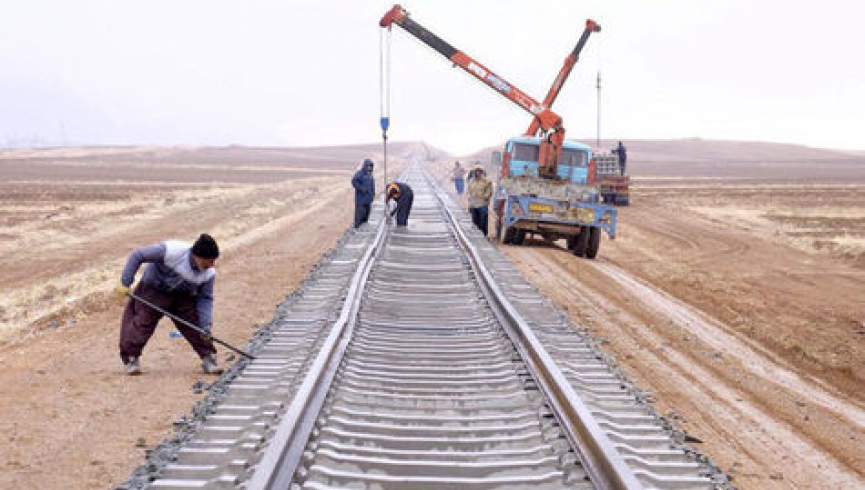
[116,233,223,376]
[386,181,414,227]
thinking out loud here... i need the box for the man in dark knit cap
[115,233,223,375]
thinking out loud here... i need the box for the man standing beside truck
[468,167,493,237]
[613,141,627,176]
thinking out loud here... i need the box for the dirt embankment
[502,187,865,489]
[433,141,865,489]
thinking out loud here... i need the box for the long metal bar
[430,177,643,490]
[128,291,255,360]
[246,218,388,490]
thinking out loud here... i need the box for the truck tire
[572,228,589,257]
[586,227,601,259]
[512,229,526,246]
[503,226,515,244]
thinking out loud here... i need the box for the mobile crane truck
[380,5,617,258]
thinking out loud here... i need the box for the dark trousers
[395,193,413,226]
[354,202,371,228]
[119,283,216,363]
[470,206,489,236]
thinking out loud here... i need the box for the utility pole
[596,70,601,148]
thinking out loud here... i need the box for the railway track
[141,165,719,489]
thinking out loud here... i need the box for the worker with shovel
[116,233,224,376]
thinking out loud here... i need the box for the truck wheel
[512,229,526,246]
[503,227,515,244]
[572,228,589,257]
[586,227,601,259]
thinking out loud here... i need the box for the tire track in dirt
[502,243,865,489]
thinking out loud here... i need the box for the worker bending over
[351,159,375,228]
[116,233,223,376]
[468,166,493,236]
[386,181,414,227]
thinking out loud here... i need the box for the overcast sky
[1,0,863,154]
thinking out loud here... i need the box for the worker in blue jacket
[351,159,375,227]
[386,181,414,227]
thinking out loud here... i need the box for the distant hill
[456,138,865,181]
[0,141,448,170]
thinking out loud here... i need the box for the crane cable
[595,31,603,149]
[379,27,392,206]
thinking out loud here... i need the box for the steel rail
[430,176,643,490]
[248,166,639,489]
[246,218,388,490]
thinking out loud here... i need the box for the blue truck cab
[493,136,618,258]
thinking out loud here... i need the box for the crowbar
[128,292,256,360]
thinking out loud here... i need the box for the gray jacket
[121,241,216,330]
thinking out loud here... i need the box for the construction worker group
[116,158,493,376]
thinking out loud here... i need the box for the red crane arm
[526,19,601,137]
[380,4,562,133]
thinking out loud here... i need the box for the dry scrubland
[0,144,418,488]
[451,139,865,489]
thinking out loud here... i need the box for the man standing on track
[453,161,466,195]
[351,158,375,228]
[386,181,414,227]
[116,233,223,376]
[468,167,493,237]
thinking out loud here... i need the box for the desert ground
[1,140,864,489]
[0,144,415,488]
[445,139,865,489]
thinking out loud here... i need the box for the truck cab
[494,136,617,258]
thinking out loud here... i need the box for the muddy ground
[0,144,412,488]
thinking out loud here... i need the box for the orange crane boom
[526,19,601,137]
[379,4,570,177]
[380,5,562,132]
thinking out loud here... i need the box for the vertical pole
[596,71,601,149]
[383,129,388,190]
[380,28,392,211]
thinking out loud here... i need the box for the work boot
[201,354,224,375]
[125,357,142,376]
